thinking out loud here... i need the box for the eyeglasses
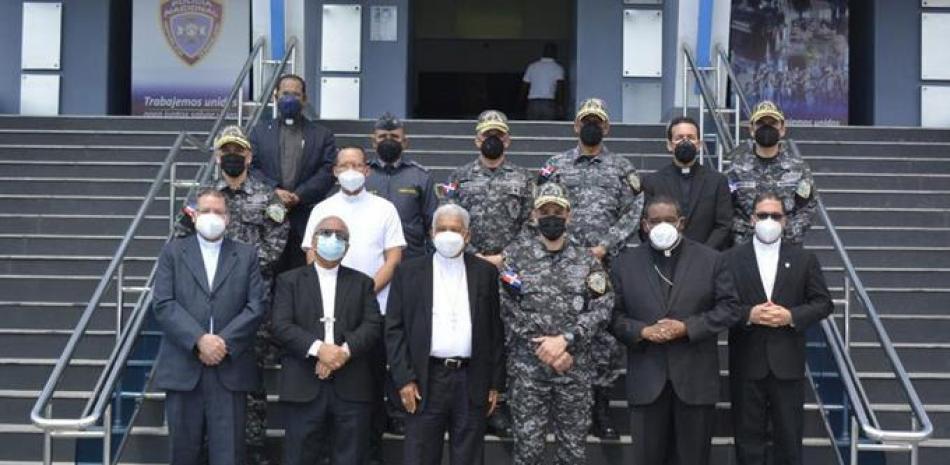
[316,229,349,241]
[754,212,785,221]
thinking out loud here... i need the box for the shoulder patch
[625,172,642,193]
[266,203,287,223]
[796,179,812,199]
[587,270,608,296]
[435,182,459,200]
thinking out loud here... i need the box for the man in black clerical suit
[386,204,505,465]
[641,116,732,250]
[272,215,383,465]
[610,195,740,465]
[724,192,833,465]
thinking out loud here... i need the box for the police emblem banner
[132,0,249,116]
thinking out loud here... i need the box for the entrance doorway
[409,0,575,119]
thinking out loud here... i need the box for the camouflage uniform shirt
[540,146,644,254]
[441,158,534,255]
[725,140,817,244]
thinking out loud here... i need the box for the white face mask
[648,222,680,250]
[338,169,365,193]
[754,218,783,244]
[195,213,226,241]
[433,231,465,258]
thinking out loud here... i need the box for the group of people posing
[153,73,834,465]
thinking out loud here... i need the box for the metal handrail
[30,34,273,433]
[686,42,932,459]
[714,44,752,119]
[681,44,736,153]
[789,139,932,444]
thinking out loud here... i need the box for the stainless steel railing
[30,35,299,465]
[683,42,933,464]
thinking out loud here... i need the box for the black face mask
[579,121,604,147]
[537,215,567,241]
[673,140,698,165]
[480,135,505,159]
[220,153,247,177]
[754,125,781,148]
[376,139,403,164]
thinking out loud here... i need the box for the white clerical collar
[340,188,368,203]
[196,234,223,251]
[314,264,340,276]
[753,236,782,252]
[433,252,465,272]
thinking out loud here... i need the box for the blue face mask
[277,94,302,119]
[316,233,347,262]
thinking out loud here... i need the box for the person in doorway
[521,43,566,120]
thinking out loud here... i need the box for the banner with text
[132,0,249,117]
[730,0,849,125]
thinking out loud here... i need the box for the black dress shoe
[590,387,620,440]
[486,404,514,438]
[386,416,406,436]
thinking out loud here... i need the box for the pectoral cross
[321,315,336,345]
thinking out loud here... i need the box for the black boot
[486,402,514,438]
[590,386,619,440]
[246,445,272,465]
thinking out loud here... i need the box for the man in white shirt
[386,204,505,465]
[272,215,383,465]
[301,145,406,313]
[521,43,566,120]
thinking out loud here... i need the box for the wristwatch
[563,332,575,348]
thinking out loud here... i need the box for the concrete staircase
[0,116,947,464]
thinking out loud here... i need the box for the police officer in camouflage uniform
[366,113,438,260]
[539,98,641,439]
[176,126,289,465]
[439,110,533,437]
[725,100,817,245]
[440,110,534,268]
[500,182,613,465]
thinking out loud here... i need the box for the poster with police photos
[730,0,849,125]
[131,0,250,116]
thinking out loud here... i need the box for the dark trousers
[403,361,487,465]
[630,382,714,465]
[282,385,372,465]
[525,99,558,120]
[731,374,805,465]
[165,367,247,465]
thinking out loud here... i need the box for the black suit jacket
[724,241,833,380]
[609,239,741,406]
[271,265,383,403]
[249,117,337,235]
[152,236,266,392]
[642,163,733,250]
[385,253,506,411]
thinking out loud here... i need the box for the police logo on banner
[161,0,223,66]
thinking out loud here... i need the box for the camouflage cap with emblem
[750,100,785,125]
[475,109,510,135]
[575,98,609,123]
[214,125,251,151]
[374,112,404,131]
[534,182,571,210]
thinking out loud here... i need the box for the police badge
[587,271,608,297]
[161,0,223,66]
[266,203,286,224]
[796,179,812,199]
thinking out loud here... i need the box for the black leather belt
[430,357,469,369]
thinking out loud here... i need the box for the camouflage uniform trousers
[508,346,593,465]
[593,257,624,390]
[245,276,280,463]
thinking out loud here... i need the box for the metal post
[237,88,244,128]
[911,417,920,465]
[115,262,124,340]
[103,404,112,465]
[843,275,852,351]
[682,52,689,117]
[850,416,859,465]
[43,404,52,465]
[169,163,178,236]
